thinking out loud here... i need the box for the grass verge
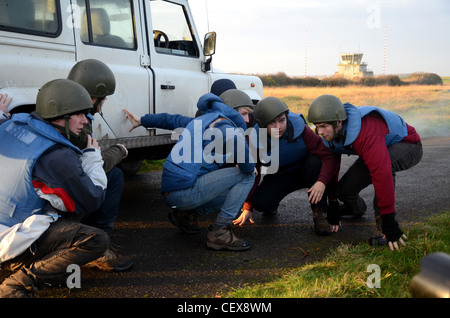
[139,159,165,172]
[225,211,450,298]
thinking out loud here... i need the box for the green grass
[225,211,450,298]
[139,159,165,172]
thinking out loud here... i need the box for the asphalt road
[2,137,450,298]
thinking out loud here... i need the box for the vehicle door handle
[161,85,175,90]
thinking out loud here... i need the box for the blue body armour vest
[0,113,81,227]
[255,112,308,171]
[161,112,239,192]
[279,112,308,168]
[324,103,408,155]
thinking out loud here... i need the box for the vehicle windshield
[150,0,198,57]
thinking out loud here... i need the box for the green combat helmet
[307,94,347,124]
[253,96,289,128]
[219,89,253,110]
[68,59,116,98]
[67,59,116,147]
[36,79,93,139]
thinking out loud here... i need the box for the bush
[358,76,377,87]
[291,76,323,87]
[405,72,443,85]
[321,76,353,87]
[255,72,442,87]
[260,72,291,87]
[372,75,404,86]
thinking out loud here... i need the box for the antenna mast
[383,25,387,75]
[304,30,308,77]
[205,0,210,32]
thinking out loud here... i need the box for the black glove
[327,200,341,225]
[381,213,403,242]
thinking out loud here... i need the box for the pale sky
[189,0,450,77]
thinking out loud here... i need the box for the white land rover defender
[0,0,263,173]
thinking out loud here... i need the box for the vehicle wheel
[119,159,144,176]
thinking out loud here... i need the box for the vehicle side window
[150,0,199,57]
[79,0,136,50]
[0,0,60,37]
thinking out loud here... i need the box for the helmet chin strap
[91,97,105,116]
[50,115,74,141]
[333,121,345,140]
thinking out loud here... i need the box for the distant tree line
[255,72,443,87]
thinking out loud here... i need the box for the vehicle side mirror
[203,31,216,56]
[202,32,216,72]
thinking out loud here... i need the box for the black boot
[168,209,199,234]
[312,207,331,236]
[340,195,367,217]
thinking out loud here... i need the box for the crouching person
[125,93,256,251]
[247,97,339,236]
[308,94,423,250]
[0,79,110,297]
[68,59,132,271]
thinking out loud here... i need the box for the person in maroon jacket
[308,95,423,251]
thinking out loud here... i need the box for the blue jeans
[164,167,255,227]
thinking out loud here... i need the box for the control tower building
[335,53,373,79]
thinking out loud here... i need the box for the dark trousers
[82,167,124,236]
[251,154,328,212]
[337,142,423,214]
[1,219,109,289]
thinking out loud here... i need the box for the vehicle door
[72,0,151,141]
[143,0,210,136]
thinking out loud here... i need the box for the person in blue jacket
[0,93,12,121]
[124,93,257,251]
[0,79,110,297]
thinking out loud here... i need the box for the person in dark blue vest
[246,97,339,236]
[124,93,257,251]
[0,79,110,297]
[308,94,422,250]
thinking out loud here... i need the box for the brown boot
[84,244,133,272]
[312,207,331,236]
[368,209,387,246]
[206,225,251,251]
[0,269,38,298]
